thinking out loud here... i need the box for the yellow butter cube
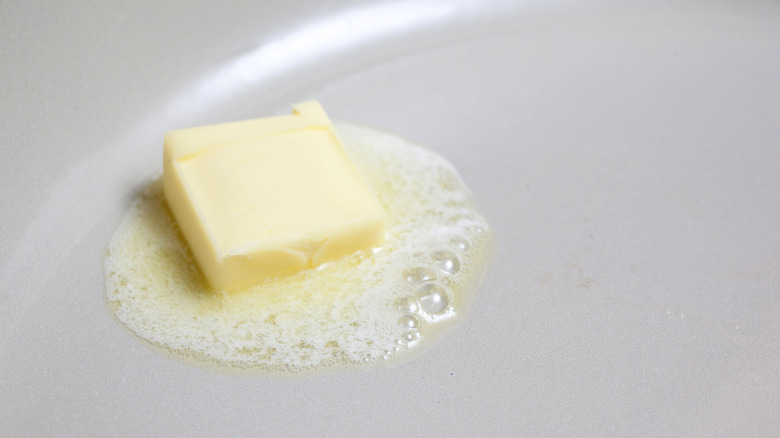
[163,101,387,290]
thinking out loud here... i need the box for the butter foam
[105,122,490,375]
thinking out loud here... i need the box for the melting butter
[164,101,387,290]
[105,122,490,376]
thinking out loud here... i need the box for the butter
[163,101,387,290]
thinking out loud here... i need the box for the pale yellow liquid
[105,123,490,376]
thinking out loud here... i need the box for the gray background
[2,1,779,436]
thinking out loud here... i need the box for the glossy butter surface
[163,101,386,289]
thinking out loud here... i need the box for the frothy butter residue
[105,122,490,375]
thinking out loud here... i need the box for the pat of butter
[163,101,387,290]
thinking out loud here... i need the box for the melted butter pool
[105,122,490,376]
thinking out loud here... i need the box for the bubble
[394,296,420,313]
[432,250,460,275]
[400,331,420,344]
[403,266,437,284]
[415,283,451,315]
[397,314,421,331]
[450,236,471,252]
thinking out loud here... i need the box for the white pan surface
[2,1,779,436]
